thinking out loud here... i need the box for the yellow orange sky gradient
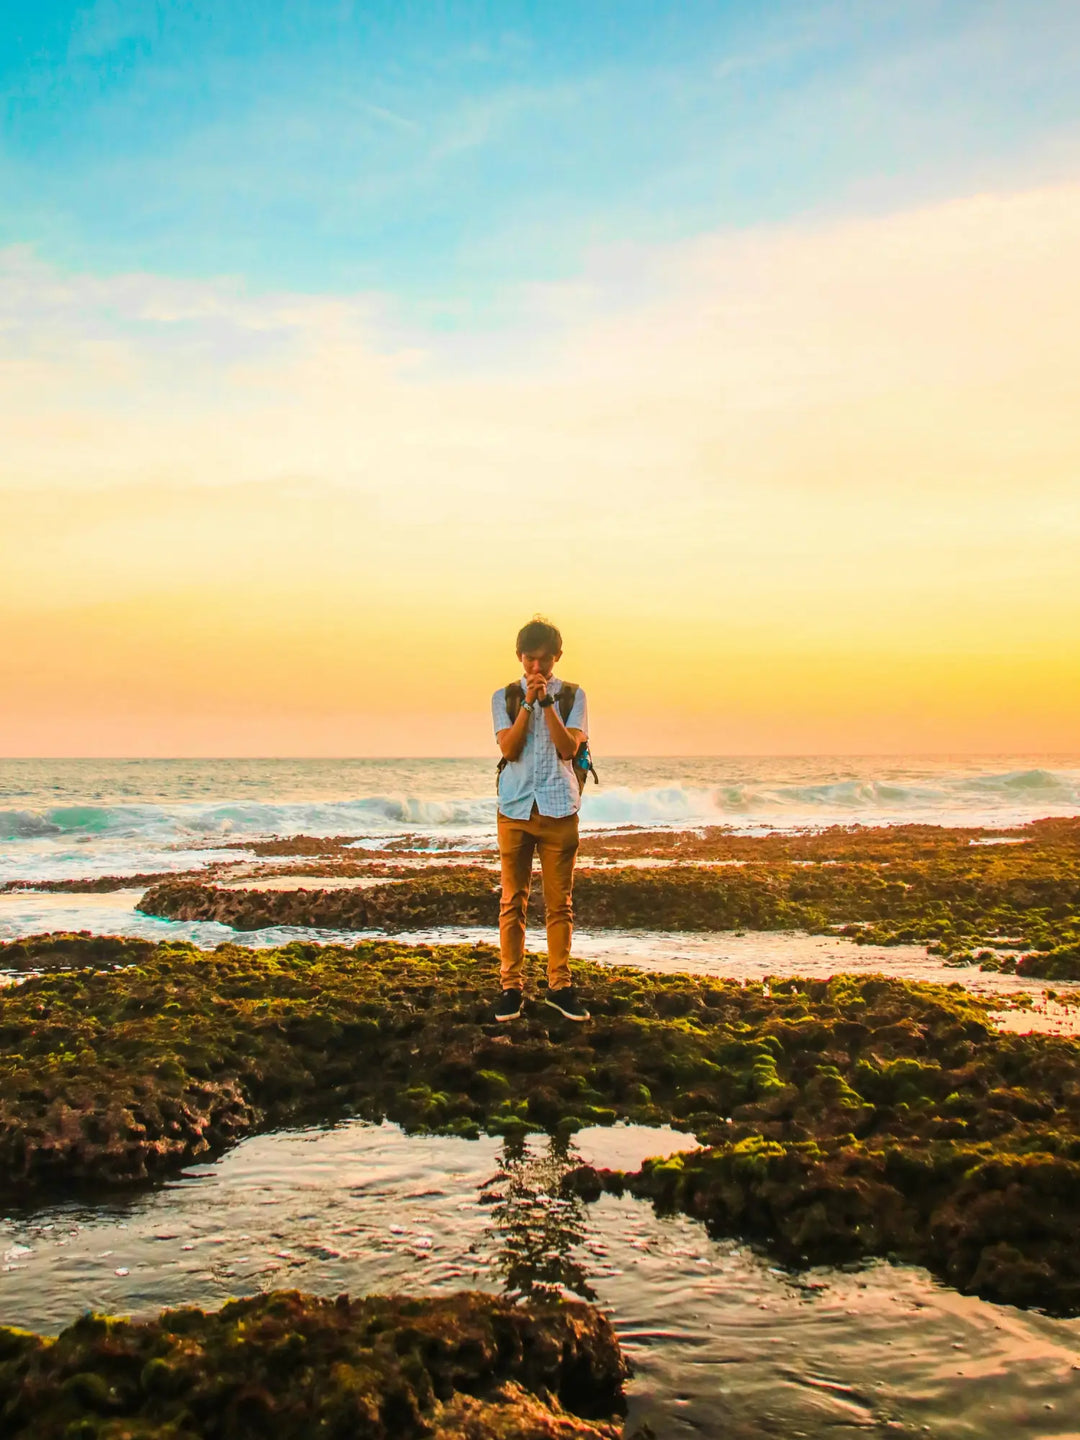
[2,182,1079,755]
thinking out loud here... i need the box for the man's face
[519,647,560,679]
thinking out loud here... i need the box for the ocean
[2,754,1079,884]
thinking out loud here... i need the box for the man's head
[516,617,562,678]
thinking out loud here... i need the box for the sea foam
[1,760,1078,884]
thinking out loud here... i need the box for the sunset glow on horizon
[2,2,1079,757]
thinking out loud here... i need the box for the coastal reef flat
[0,1288,628,1438]
[137,817,1080,976]
[3,937,1080,1312]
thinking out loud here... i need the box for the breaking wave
[580,769,1079,828]
[0,796,497,844]
[2,767,1078,847]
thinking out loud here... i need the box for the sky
[1,0,1079,756]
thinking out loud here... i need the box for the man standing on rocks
[491,618,591,1023]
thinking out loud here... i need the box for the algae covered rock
[1016,944,1080,981]
[0,937,970,1194]
[138,873,503,931]
[137,817,1080,955]
[0,931,156,972]
[0,1288,629,1438]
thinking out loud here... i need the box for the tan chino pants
[497,805,579,991]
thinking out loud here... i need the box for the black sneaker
[545,987,590,1022]
[495,988,523,1022]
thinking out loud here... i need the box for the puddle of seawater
[569,928,1069,1001]
[988,997,1080,1037]
[1,891,1071,1005]
[2,1120,1080,1438]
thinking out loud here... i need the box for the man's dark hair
[516,616,562,656]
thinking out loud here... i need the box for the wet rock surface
[0,931,156,971]
[141,871,505,931]
[575,817,1074,862]
[1015,944,1080,981]
[0,1287,629,1438]
[3,935,1080,1312]
[1,875,198,896]
[227,833,476,858]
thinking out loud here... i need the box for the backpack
[496,681,599,795]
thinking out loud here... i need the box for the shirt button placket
[531,706,538,802]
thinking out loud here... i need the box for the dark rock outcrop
[0,931,156,971]
[0,1288,629,1438]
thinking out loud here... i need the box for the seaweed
[1016,942,1080,981]
[0,932,157,971]
[0,1288,628,1438]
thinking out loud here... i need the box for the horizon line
[2,753,1078,764]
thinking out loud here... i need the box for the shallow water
[987,995,1080,1036]
[3,1120,1079,1438]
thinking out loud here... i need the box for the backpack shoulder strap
[497,683,523,791]
[557,682,578,724]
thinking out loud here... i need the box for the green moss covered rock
[0,1289,628,1438]
[136,814,1080,957]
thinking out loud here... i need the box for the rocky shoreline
[11,821,1080,982]
[134,814,1080,980]
[3,934,1080,1312]
[0,1288,630,1438]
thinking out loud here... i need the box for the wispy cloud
[3,178,1079,542]
[3,177,1080,751]
[9,1,1079,305]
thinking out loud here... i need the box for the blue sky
[3,0,1079,323]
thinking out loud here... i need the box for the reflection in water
[481,1134,595,1301]
[4,1122,1080,1438]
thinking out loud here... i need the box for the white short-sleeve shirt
[492,676,589,820]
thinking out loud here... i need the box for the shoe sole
[495,1007,522,1022]
[544,998,589,1022]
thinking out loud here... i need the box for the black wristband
[538,695,555,709]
